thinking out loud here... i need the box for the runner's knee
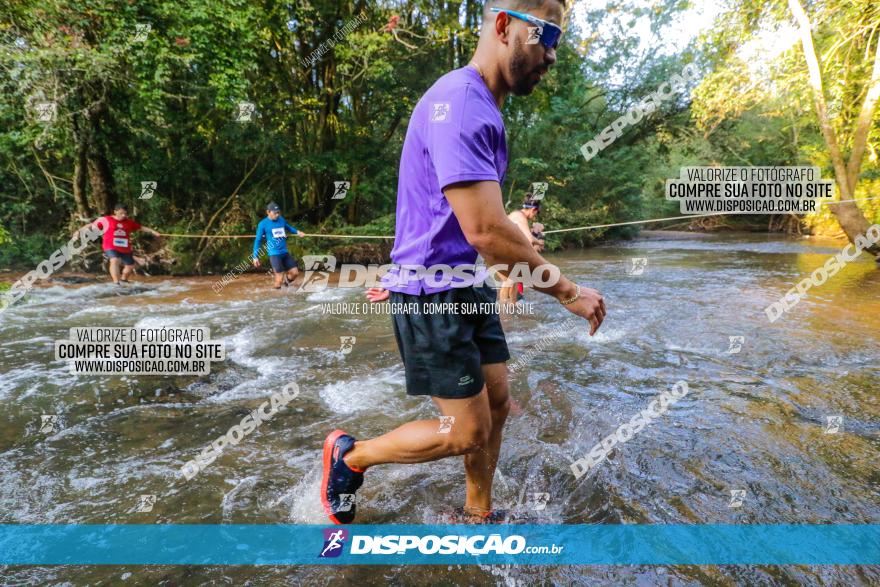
[491,394,510,421]
[444,421,490,455]
[484,375,510,415]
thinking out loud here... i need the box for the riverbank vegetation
[1,0,877,272]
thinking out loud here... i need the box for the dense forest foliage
[1,0,878,273]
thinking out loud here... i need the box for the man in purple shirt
[321,0,606,524]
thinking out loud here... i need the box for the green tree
[693,0,880,252]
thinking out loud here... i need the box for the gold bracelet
[560,284,580,305]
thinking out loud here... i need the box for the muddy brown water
[0,232,878,585]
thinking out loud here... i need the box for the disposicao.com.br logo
[318,529,563,557]
[319,528,348,558]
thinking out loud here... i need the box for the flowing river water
[1,232,878,585]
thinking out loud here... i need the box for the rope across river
[155,232,395,239]
[155,196,879,240]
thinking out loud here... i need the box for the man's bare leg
[273,271,284,288]
[121,264,135,282]
[286,267,299,288]
[498,281,515,305]
[342,389,492,469]
[463,362,510,514]
[108,258,121,284]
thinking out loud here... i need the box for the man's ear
[494,10,511,44]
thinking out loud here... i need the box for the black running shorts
[389,283,510,399]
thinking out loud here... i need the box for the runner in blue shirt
[252,201,306,289]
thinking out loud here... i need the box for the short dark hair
[113,203,128,212]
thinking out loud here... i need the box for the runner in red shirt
[93,203,159,285]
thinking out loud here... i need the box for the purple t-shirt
[382,66,507,295]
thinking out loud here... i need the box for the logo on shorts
[458,375,473,386]
[319,528,348,558]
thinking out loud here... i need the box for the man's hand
[365,287,389,302]
[443,181,600,325]
[252,258,261,268]
[559,284,606,336]
[296,231,306,238]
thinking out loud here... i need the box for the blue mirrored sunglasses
[490,7,563,49]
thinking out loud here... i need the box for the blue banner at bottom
[0,524,878,565]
